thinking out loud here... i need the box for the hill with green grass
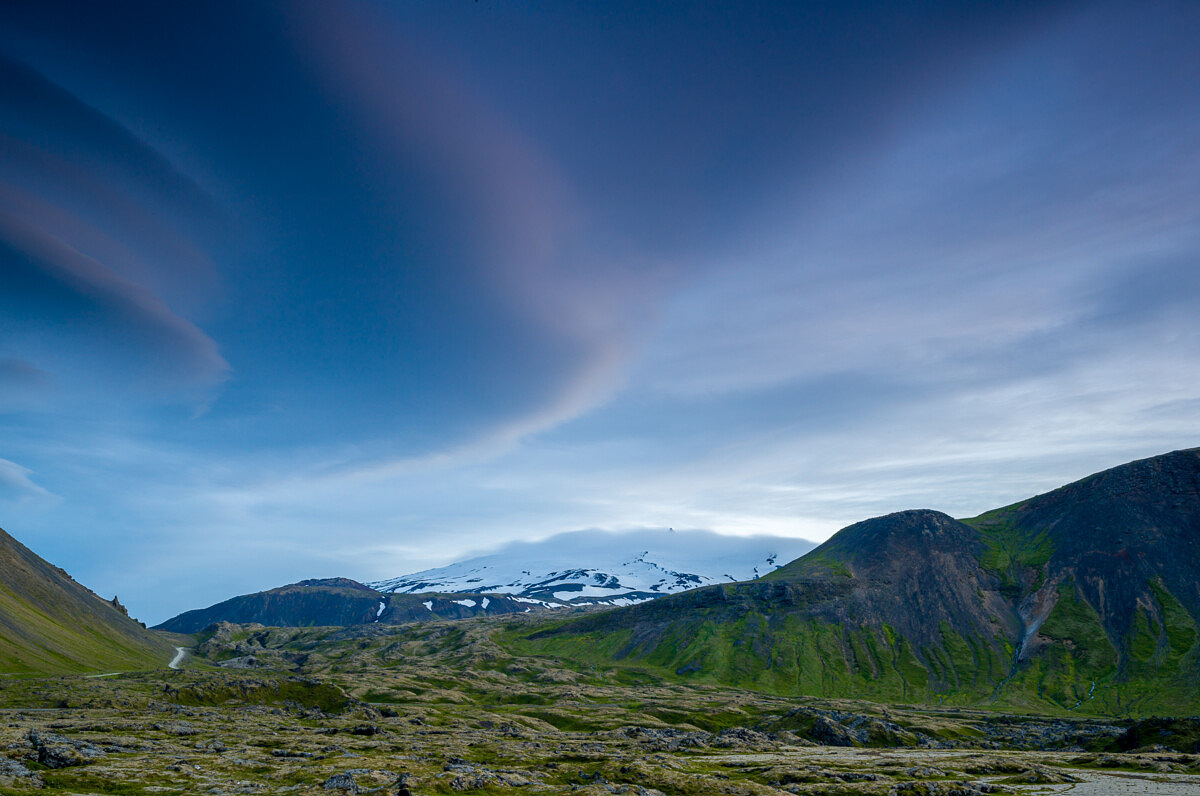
[519,448,1200,716]
[0,525,176,674]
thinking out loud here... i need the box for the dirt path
[705,749,1200,794]
[1047,770,1200,794]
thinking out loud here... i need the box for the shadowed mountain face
[969,448,1200,652]
[523,449,1200,715]
[154,579,531,634]
[155,579,386,633]
[0,526,175,673]
[963,448,1200,708]
[769,510,1020,650]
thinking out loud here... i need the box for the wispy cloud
[0,357,50,389]
[0,211,229,386]
[290,1,674,439]
[0,458,54,501]
[0,56,223,305]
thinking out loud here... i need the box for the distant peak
[367,529,817,606]
[293,577,374,591]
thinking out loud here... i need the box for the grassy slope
[0,526,176,674]
[512,595,1200,717]
[512,493,1200,716]
[961,502,1200,716]
[512,608,1029,711]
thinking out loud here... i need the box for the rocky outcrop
[27,729,104,768]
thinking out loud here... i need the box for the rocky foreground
[1,617,1199,795]
[2,702,1199,795]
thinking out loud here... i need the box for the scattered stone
[893,782,1011,795]
[322,772,361,792]
[712,726,773,749]
[1003,767,1079,783]
[450,772,494,790]
[811,714,859,746]
[27,729,102,768]
[963,758,1026,775]
[154,721,201,736]
[1115,717,1200,753]
[0,756,41,787]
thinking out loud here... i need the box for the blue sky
[1,1,1198,625]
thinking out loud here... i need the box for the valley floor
[1,618,1197,795]
[0,699,1198,795]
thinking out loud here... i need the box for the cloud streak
[0,212,229,387]
[0,459,54,501]
[0,56,223,304]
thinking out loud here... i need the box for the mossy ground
[513,601,1200,718]
[0,617,1197,794]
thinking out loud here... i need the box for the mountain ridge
[156,529,815,631]
[153,579,538,634]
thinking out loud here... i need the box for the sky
[0,1,1198,626]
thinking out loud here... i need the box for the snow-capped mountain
[369,529,816,607]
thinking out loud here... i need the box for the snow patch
[454,599,477,608]
[422,600,433,611]
[609,596,654,607]
[552,585,634,600]
[375,601,385,618]
[480,596,490,610]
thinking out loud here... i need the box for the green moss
[848,631,875,681]
[964,509,1054,600]
[508,563,1199,715]
[1128,608,1160,663]
[1039,582,1118,676]
[1149,578,1197,658]
[515,708,609,731]
[1003,581,1120,710]
[804,552,853,579]
[41,771,153,794]
[939,623,977,688]
[167,677,351,712]
[893,637,930,690]
[514,605,971,706]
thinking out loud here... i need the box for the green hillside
[517,449,1200,716]
[0,526,177,674]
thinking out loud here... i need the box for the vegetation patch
[164,676,351,712]
[965,508,1054,598]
